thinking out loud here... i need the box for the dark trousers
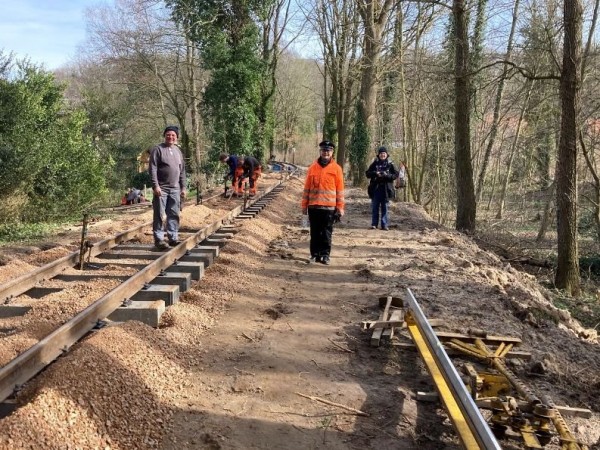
[308,208,335,257]
[371,189,389,228]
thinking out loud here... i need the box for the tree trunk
[555,0,582,295]
[453,0,476,233]
[381,6,403,144]
[354,0,393,183]
[580,131,600,240]
[496,81,533,219]
[186,39,203,191]
[476,0,519,202]
[536,182,556,242]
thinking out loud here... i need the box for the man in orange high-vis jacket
[301,140,345,265]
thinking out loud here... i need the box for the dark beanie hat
[377,146,388,154]
[164,125,179,137]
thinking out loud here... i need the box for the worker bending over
[219,153,244,196]
[241,156,262,196]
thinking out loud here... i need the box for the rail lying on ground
[376,289,590,450]
[404,289,502,450]
[0,169,295,404]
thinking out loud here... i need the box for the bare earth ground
[0,174,599,449]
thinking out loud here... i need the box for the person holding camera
[366,146,399,231]
[301,140,345,265]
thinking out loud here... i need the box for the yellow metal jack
[448,339,588,449]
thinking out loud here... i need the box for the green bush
[0,61,108,223]
[0,222,56,243]
[579,255,600,277]
[130,171,152,190]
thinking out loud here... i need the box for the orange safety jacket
[301,159,345,213]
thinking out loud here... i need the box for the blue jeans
[153,187,181,243]
[371,189,389,228]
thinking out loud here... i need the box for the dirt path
[160,178,453,450]
[0,175,598,449]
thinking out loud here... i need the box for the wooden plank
[23,287,64,299]
[362,317,444,330]
[131,284,179,306]
[382,310,405,339]
[391,342,531,360]
[0,305,31,318]
[361,319,404,330]
[435,331,522,345]
[475,399,592,418]
[554,405,592,419]
[371,296,392,347]
[378,296,403,308]
[416,391,439,403]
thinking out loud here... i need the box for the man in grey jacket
[149,125,187,249]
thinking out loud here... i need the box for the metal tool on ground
[243,180,249,209]
[223,176,232,200]
[78,214,91,270]
[403,288,502,449]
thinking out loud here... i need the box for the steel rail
[0,177,287,403]
[404,288,501,450]
[0,223,152,303]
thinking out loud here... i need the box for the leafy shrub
[0,222,56,243]
[0,62,108,223]
[130,171,152,190]
[579,255,600,277]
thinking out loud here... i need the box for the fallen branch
[328,338,354,353]
[241,332,255,342]
[295,392,369,416]
[234,367,256,376]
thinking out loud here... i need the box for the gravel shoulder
[0,175,598,449]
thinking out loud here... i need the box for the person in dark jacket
[219,153,244,196]
[241,156,262,196]
[365,146,398,230]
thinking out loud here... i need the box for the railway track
[0,167,296,405]
[102,161,293,215]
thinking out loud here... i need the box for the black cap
[163,125,179,137]
[377,146,388,154]
[319,140,335,150]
